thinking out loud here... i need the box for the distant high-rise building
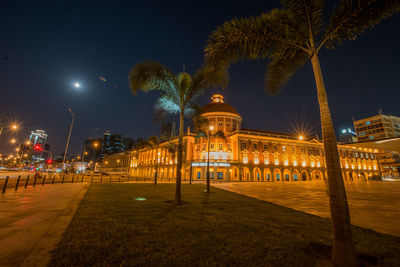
[83,138,103,163]
[29,129,47,147]
[100,131,133,160]
[28,130,50,162]
[161,122,176,140]
[339,128,358,143]
[354,113,400,141]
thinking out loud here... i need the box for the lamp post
[206,125,214,193]
[0,123,18,136]
[62,108,75,170]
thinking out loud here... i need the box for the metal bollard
[62,175,65,184]
[42,175,46,186]
[72,174,74,183]
[52,175,55,184]
[15,176,21,191]
[81,174,84,183]
[2,176,9,194]
[25,175,30,188]
[100,174,103,183]
[90,174,93,183]
[33,173,37,187]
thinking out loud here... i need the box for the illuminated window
[254,155,259,164]
[202,144,206,150]
[291,146,295,153]
[264,156,269,164]
[211,144,214,150]
[274,156,279,165]
[273,145,277,152]
[263,144,268,151]
[282,146,286,152]
[253,143,258,150]
[218,143,223,150]
[241,142,247,150]
[293,160,297,166]
[227,143,231,151]
[243,154,248,164]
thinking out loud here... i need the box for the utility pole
[62,108,75,170]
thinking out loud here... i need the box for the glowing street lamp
[298,135,304,141]
[10,138,16,144]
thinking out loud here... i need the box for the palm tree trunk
[310,54,356,266]
[175,111,184,205]
[206,134,211,193]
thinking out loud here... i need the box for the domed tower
[194,94,242,134]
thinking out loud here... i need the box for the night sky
[1,0,399,156]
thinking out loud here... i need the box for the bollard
[42,175,46,186]
[72,174,74,183]
[33,173,37,187]
[100,174,103,183]
[25,175,30,188]
[2,176,9,194]
[81,173,84,183]
[52,175,55,184]
[90,174,93,183]
[15,176,21,191]
[62,175,65,184]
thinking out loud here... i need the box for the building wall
[354,114,400,141]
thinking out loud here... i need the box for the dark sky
[1,0,399,156]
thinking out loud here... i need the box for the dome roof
[201,94,239,115]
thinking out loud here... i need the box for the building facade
[101,94,380,182]
[354,113,400,141]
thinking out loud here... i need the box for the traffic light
[34,144,43,151]
[47,159,53,164]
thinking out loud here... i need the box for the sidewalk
[0,183,89,267]
[213,181,400,237]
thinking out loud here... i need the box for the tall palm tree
[129,61,211,204]
[204,0,399,265]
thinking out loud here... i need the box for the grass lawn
[49,184,400,266]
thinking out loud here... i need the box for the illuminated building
[29,129,47,146]
[101,94,381,181]
[354,113,400,141]
[100,131,133,160]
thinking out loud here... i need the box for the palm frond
[321,0,400,50]
[205,9,310,87]
[266,47,308,94]
[128,61,180,104]
[280,0,324,39]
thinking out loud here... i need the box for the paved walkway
[0,183,89,267]
[213,180,400,237]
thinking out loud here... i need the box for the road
[213,180,400,237]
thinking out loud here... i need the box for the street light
[10,138,16,144]
[0,123,19,136]
[62,108,75,169]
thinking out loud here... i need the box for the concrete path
[213,181,400,237]
[0,183,89,267]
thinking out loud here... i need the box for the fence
[0,172,220,194]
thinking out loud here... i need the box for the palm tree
[136,136,160,184]
[129,61,211,204]
[204,0,399,265]
[195,117,227,193]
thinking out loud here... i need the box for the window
[254,154,259,164]
[276,173,280,181]
[210,172,214,179]
[293,174,298,181]
[226,122,230,127]
[282,146,286,152]
[266,174,270,181]
[218,143,223,150]
[301,147,305,153]
[211,144,214,149]
[273,145,278,152]
[263,144,268,151]
[285,174,289,181]
[243,154,248,164]
[218,121,223,127]
[233,121,237,131]
[197,172,201,179]
[241,142,247,150]
[292,146,296,153]
[202,144,206,150]
[253,143,258,151]
[217,172,223,179]
[227,143,231,151]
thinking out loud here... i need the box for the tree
[195,117,226,193]
[204,0,400,265]
[136,136,160,184]
[128,61,211,204]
